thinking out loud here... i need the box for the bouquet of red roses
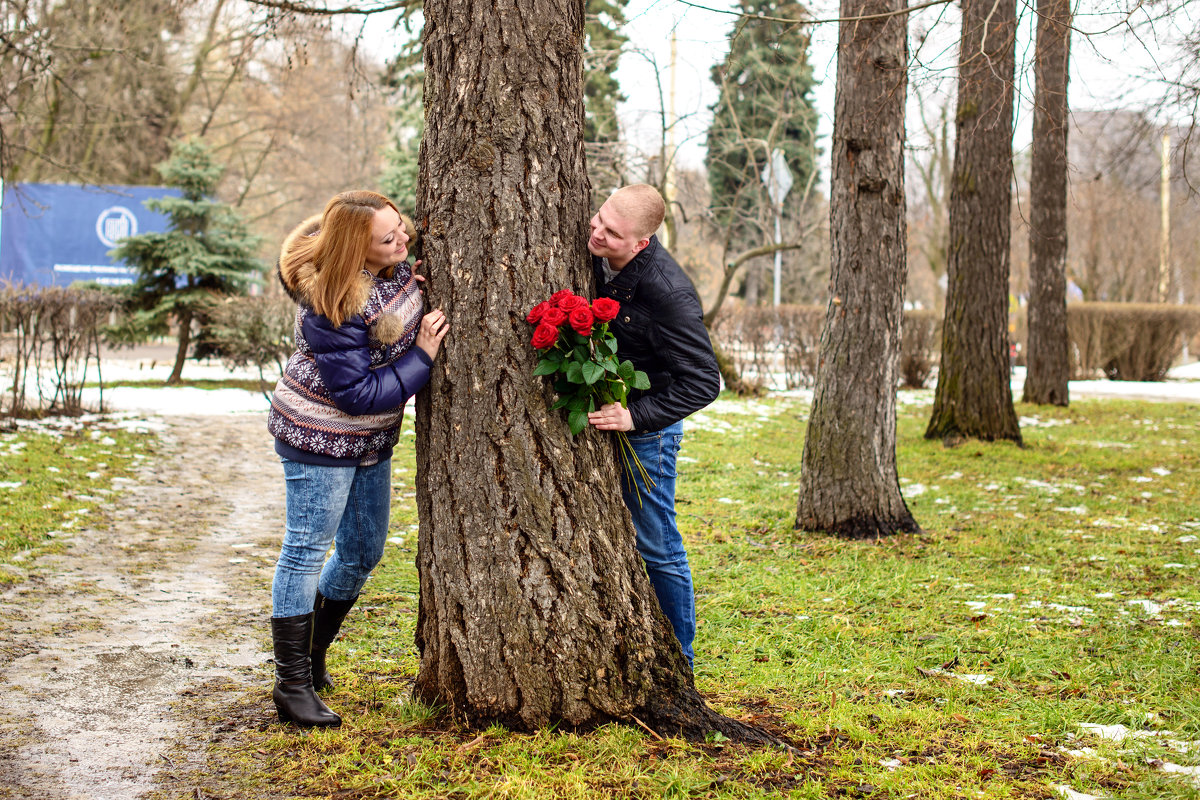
[527,289,653,497]
[527,289,650,434]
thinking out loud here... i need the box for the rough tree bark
[925,0,1022,444]
[1022,0,1072,406]
[412,0,774,743]
[793,0,919,540]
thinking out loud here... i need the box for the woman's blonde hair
[283,190,400,327]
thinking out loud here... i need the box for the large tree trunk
[794,0,918,540]
[413,0,773,743]
[1022,0,1072,406]
[925,0,1022,444]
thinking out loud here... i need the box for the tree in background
[109,139,262,384]
[704,0,819,305]
[794,0,918,539]
[381,0,629,213]
[0,0,185,184]
[583,0,630,204]
[1023,0,1073,406]
[925,0,1022,444]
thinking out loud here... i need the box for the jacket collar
[596,235,658,301]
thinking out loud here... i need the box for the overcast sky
[362,0,1198,185]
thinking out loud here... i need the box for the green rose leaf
[617,360,635,382]
[551,395,571,410]
[565,362,584,384]
[632,369,651,390]
[533,359,558,377]
[568,409,588,435]
[581,361,605,385]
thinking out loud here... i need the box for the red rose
[531,322,559,349]
[558,293,589,311]
[591,297,620,322]
[549,289,574,306]
[526,301,551,324]
[568,306,594,336]
[542,307,568,327]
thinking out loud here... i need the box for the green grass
[66,393,1195,799]
[0,418,153,577]
[206,394,1200,800]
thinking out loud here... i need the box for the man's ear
[633,237,651,254]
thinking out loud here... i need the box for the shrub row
[709,306,942,390]
[1061,303,1200,381]
[0,284,122,417]
[712,302,1200,389]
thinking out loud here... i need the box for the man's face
[588,200,647,267]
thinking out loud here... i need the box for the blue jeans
[621,421,695,666]
[272,457,391,618]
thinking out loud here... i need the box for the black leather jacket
[593,236,720,433]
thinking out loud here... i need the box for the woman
[266,190,448,728]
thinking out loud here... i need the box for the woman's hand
[416,309,449,361]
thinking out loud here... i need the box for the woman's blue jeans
[621,421,695,666]
[272,457,391,618]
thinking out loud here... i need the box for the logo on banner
[95,206,138,247]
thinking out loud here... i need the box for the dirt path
[0,414,282,800]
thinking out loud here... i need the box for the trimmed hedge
[1063,303,1200,381]
[713,302,1200,390]
[710,305,942,390]
[0,284,122,417]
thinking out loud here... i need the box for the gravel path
[0,414,282,800]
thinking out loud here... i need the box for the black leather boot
[271,613,341,728]
[311,591,358,692]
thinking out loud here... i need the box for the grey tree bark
[925,0,1023,444]
[1022,0,1072,406]
[412,0,774,743]
[794,0,919,539]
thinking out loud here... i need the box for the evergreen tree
[583,0,628,144]
[380,87,425,211]
[110,138,262,384]
[705,0,819,301]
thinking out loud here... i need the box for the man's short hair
[609,184,665,240]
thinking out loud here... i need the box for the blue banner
[0,181,181,287]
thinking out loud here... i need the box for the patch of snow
[1151,467,1172,476]
[1055,786,1104,800]
[878,758,902,770]
[902,483,927,498]
[1155,760,1200,785]
[1128,599,1164,616]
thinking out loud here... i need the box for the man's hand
[588,402,633,432]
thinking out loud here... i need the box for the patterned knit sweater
[267,215,429,467]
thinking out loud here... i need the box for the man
[586,184,720,668]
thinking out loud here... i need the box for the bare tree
[794,0,919,539]
[925,0,1022,444]
[412,0,774,742]
[1023,0,1072,405]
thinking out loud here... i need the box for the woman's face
[363,206,409,275]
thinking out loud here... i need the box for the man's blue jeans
[272,457,391,618]
[621,420,695,666]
